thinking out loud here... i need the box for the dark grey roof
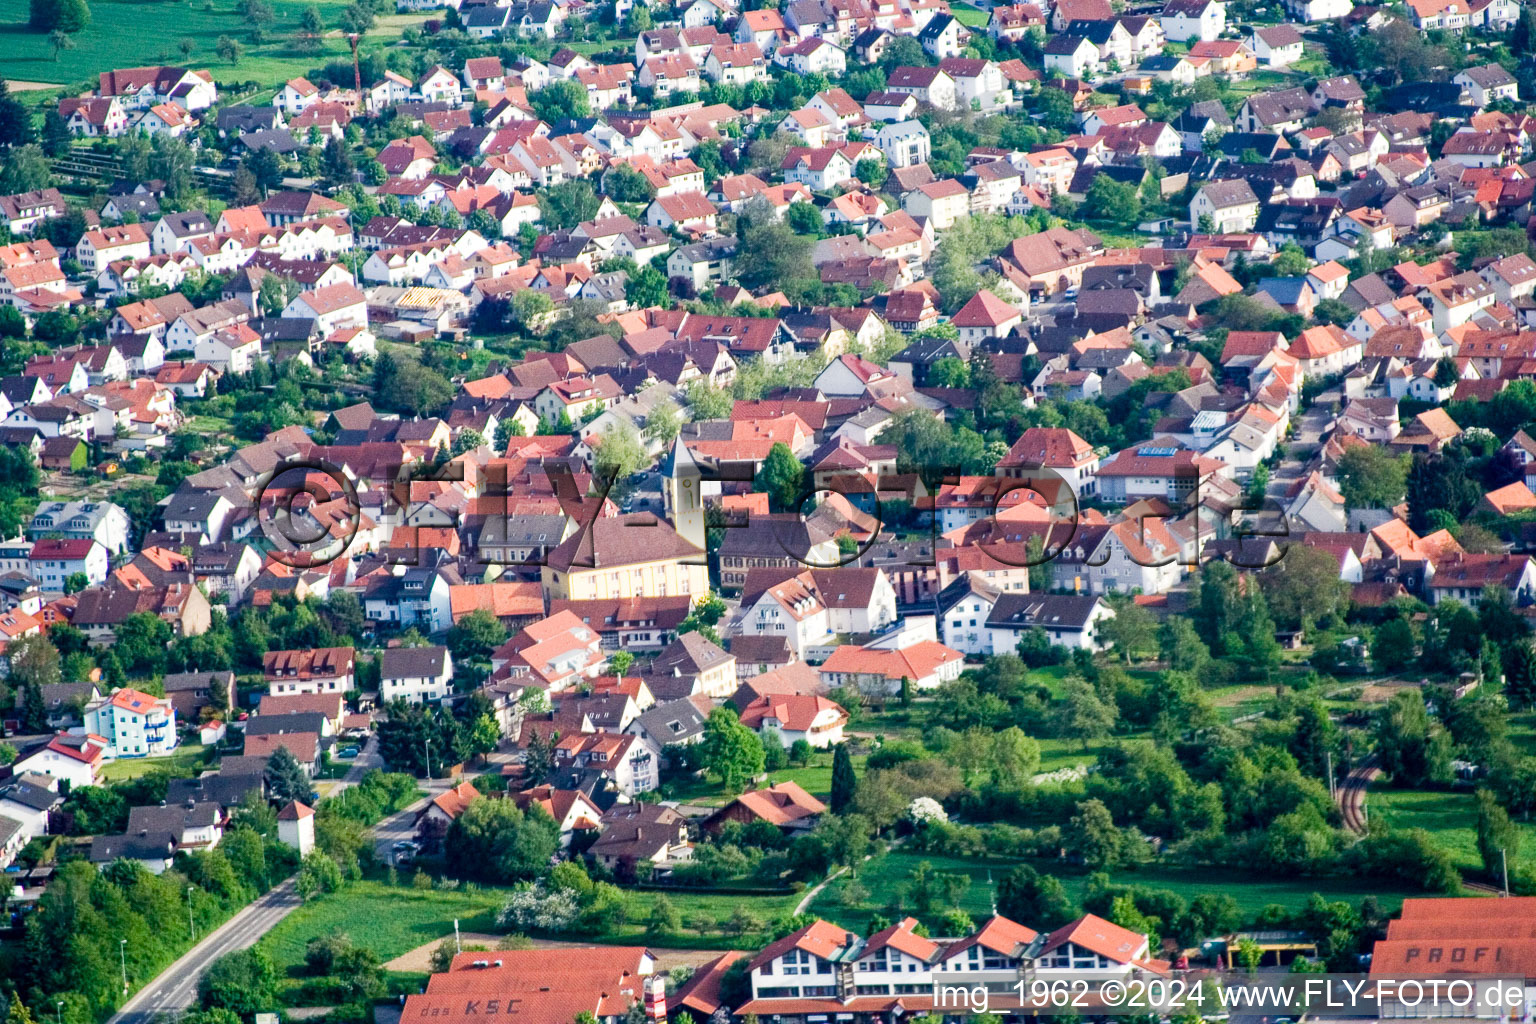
[166,772,265,809]
[246,711,329,736]
[216,105,279,133]
[380,645,450,679]
[920,11,955,38]
[986,593,1104,631]
[126,800,220,837]
[0,779,61,812]
[632,698,709,746]
[90,831,177,863]
[163,670,235,693]
[104,192,161,218]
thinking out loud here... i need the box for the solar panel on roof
[1137,446,1176,456]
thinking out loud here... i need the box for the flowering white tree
[497,882,580,932]
[908,796,948,825]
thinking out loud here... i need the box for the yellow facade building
[540,512,710,602]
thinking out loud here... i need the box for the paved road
[341,735,383,785]
[105,879,302,1024]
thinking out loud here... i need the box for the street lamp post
[56,999,63,1024]
[119,938,128,995]
[187,885,196,940]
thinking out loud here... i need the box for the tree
[593,424,648,483]
[7,995,38,1024]
[830,743,857,813]
[0,145,51,194]
[997,864,1077,929]
[511,289,554,330]
[1065,799,1140,870]
[1375,691,1452,787]
[530,80,592,124]
[322,136,355,186]
[216,35,242,64]
[784,200,823,237]
[10,633,61,695]
[1084,173,1141,228]
[537,179,600,230]
[378,359,453,416]
[448,609,509,661]
[1475,787,1518,881]
[200,948,278,1017]
[1261,544,1351,631]
[1336,445,1408,509]
[1098,598,1155,663]
[0,81,34,150]
[445,799,560,882]
[1290,698,1338,780]
[686,380,733,420]
[467,714,501,762]
[642,399,682,447]
[49,28,75,60]
[701,707,765,794]
[299,3,323,32]
[30,0,89,32]
[626,266,668,309]
[1406,453,1482,534]
[1058,676,1116,750]
[336,1,372,33]
[735,197,816,297]
[605,164,655,202]
[265,746,311,804]
[296,850,343,900]
[1505,641,1536,710]
[756,442,805,513]
[648,894,681,934]
[1373,617,1417,674]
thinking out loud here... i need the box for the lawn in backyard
[1370,785,1536,878]
[951,2,990,27]
[808,850,1431,933]
[100,742,211,781]
[0,0,429,89]
[663,750,867,807]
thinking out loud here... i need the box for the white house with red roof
[999,426,1101,496]
[274,77,321,116]
[13,733,108,789]
[492,609,607,692]
[281,282,368,334]
[28,538,108,591]
[738,693,848,747]
[1036,914,1154,975]
[83,687,178,758]
[813,352,899,396]
[902,178,971,229]
[644,191,719,233]
[1095,442,1229,502]
[950,288,1024,343]
[739,913,1159,1015]
[817,640,965,693]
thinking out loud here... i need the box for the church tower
[662,437,706,554]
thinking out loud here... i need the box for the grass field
[262,882,506,980]
[809,850,1430,933]
[1371,786,1536,878]
[664,750,867,807]
[0,0,428,90]
[258,878,801,981]
[100,742,210,780]
[951,2,990,27]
